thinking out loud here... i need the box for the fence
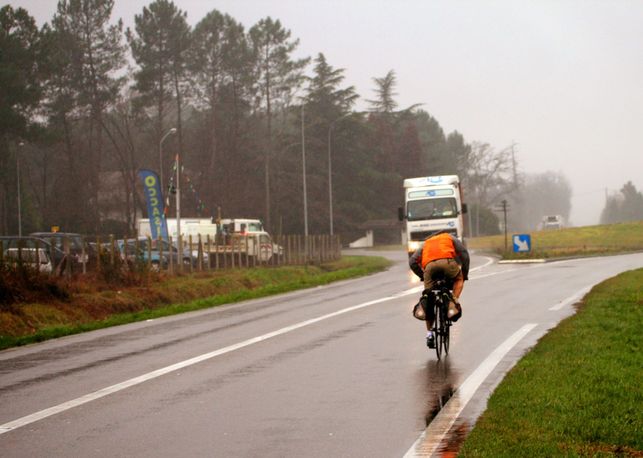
[0,233,342,276]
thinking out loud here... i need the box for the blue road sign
[513,234,531,253]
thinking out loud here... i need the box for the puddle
[421,359,457,427]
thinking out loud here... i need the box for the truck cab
[399,175,466,255]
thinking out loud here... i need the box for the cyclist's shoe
[426,331,436,349]
[448,301,462,322]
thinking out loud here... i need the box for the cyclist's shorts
[423,258,461,289]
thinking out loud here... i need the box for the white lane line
[469,256,494,272]
[548,284,594,311]
[403,323,538,458]
[0,289,419,436]
[469,269,516,281]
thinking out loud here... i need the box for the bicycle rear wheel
[434,302,444,360]
[434,299,450,359]
[442,304,450,356]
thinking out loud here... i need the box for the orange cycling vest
[421,233,456,268]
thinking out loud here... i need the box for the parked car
[1,236,67,273]
[29,232,96,267]
[116,237,195,271]
[3,247,53,273]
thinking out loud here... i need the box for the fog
[10,0,643,226]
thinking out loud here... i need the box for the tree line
[600,181,643,224]
[0,1,574,241]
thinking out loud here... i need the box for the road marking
[403,323,537,458]
[548,284,594,311]
[0,288,420,435]
[469,256,494,272]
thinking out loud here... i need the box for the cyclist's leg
[423,263,443,341]
[452,271,464,300]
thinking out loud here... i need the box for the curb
[498,259,547,264]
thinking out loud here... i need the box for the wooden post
[81,235,87,274]
[109,235,114,271]
[223,235,227,269]
[188,234,194,273]
[245,235,249,268]
[146,236,152,270]
[231,236,236,269]
[237,239,243,268]
[95,236,101,274]
[177,234,183,274]
[206,235,211,271]
[198,234,203,272]
[251,235,256,268]
[158,235,164,272]
[168,236,173,274]
[215,236,219,270]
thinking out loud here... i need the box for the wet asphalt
[1,250,641,457]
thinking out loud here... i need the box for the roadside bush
[94,250,154,287]
[0,262,70,306]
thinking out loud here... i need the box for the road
[1,250,641,457]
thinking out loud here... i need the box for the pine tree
[190,10,251,211]
[249,17,308,230]
[128,0,190,197]
[49,0,125,230]
[0,6,42,234]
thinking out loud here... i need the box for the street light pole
[301,102,308,237]
[17,141,24,237]
[175,152,182,272]
[159,128,177,191]
[327,113,351,236]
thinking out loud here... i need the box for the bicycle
[425,277,454,360]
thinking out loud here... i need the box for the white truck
[220,218,264,234]
[137,217,279,262]
[398,175,467,255]
[541,214,563,230]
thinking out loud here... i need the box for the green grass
[459,268,643,457]
[0,255,392,350]
[467,221,643,259]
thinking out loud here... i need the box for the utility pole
[17,142,24,237]
[176,153,182,273]
[511,142,518,189]
[159,128,177,191]
[502,199,509,252]
[301,102,308,237]
[327,112,352,236]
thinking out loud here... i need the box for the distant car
[3,247,53,273]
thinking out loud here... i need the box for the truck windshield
[407,198,457,221]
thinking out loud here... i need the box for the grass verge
[0,255,391,350]
[466,221,643,260]
[459,268,643,456]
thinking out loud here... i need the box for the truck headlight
[407,240,421,252]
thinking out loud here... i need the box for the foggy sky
[9,0,643,226]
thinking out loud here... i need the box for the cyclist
[409,231,470,348]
